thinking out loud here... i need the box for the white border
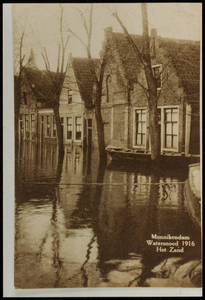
[3,4,202,297]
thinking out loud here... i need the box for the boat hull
[106,149,200,165]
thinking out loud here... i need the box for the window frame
[25,114,29,138]
[162,106,179,152]
[152,64,162,90]
[30,113,35,139]
[68,89,72,104]
[66,117,73,140]
[133,108,147,149]
[75,116,82,142]
[52,115,56,138]
[46,115,50,137]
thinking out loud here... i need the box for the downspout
[127,81,131,149]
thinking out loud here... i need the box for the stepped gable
[112,32,143,82]
[110,29,200,102]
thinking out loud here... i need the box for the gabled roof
[112,32,142,83]
[71,57,100,109]
[23,67,64,107]
[159,38,200,102]
[111,31,200,101]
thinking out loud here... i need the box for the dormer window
[68,89,72,104]
[152,64,162,89]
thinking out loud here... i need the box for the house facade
[17,49,58,144]
[99,27,200,155]
[17,30,200,157]
[59,55,99,148]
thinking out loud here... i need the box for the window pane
[172,110,178,121]
[166,123,172,134]
[141,122,146,133]
[88,119,92,127]
[173,136,177,149]
[165,110,171,121]
[142,111,146,121]
[138,123,141,133]
[67,131,72,140]
[173,123,178,134]
[166,136,172,148]
[142,134,145,146]
[76,117,81,125]
[76,132,81,140]
[137,134,141,145]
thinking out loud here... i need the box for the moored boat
[106,146,200,165]
[184,163,201,227]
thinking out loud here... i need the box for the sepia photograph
[4,2,202,296]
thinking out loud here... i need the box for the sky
[12,3,201,72]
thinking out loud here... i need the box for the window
[31,114,35,138]
[46,115,50,137]
[25,114,29,138]
[87,119,92,128]
[53,116,56,137]
[75,117,82,140]
[68,89,72,104]
[135,109,146,146]
[152,65,162,89]
[164,108,178,149]
[23,91,27,105]
[67,117,72,140]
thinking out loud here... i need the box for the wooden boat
[184,163,201,227]
[106,146,200,165]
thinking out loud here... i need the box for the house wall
[37,109,57,143]
[19,76,38,141]
[59,60,95,147]
[99,31,190,154]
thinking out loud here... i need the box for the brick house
[59,54,100,147]
[100,27,200,156]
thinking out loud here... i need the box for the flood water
[15,141,202,288]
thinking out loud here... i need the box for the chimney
[104,27,113,40]
[150,28,158,58]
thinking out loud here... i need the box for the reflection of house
[59,55,100,147]
[100,27,200,155]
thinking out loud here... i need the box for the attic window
[152,64,162,89]
[68,89,72,104]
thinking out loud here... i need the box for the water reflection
[15,141,201,288]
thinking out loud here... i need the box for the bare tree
[110,4,160,160]
[40,4,70,156]
[14,28,28,158]
[67,4,107,160]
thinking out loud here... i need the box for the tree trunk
[53,103,64,156]
[141,3,160,161]
[95,90,107,161]
[149,95,160,160]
